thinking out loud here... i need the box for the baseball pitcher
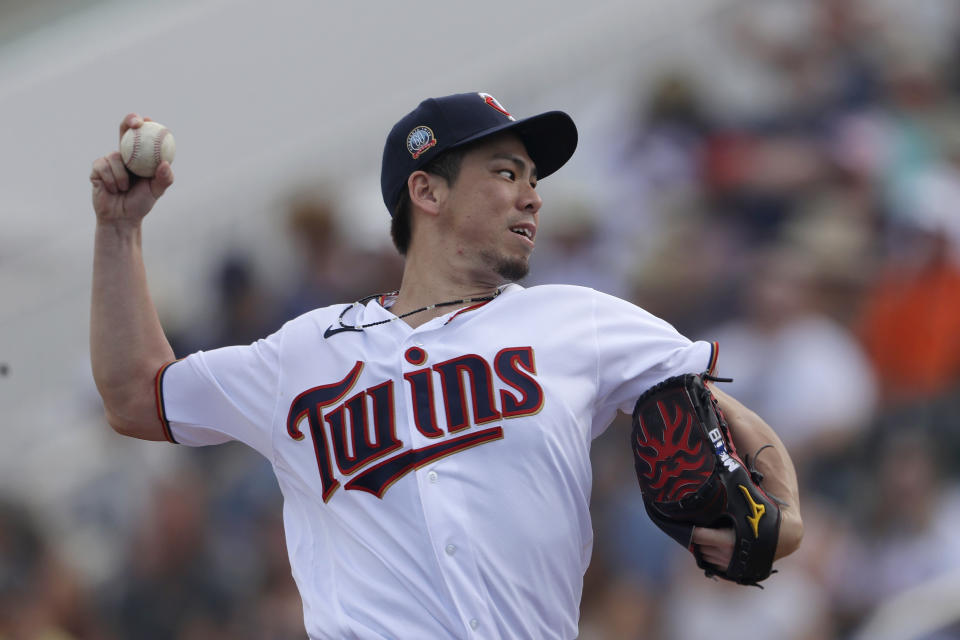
[89,92,803,638]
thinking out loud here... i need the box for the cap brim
[453,110,578,180]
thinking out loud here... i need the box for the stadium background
[2,0,960,637]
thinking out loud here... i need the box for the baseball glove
[630,373,781,586]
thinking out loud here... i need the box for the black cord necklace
[332,289,501,333]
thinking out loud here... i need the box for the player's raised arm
[89,113,176,441]
[709,383,804,560]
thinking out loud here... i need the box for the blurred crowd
[5,0,960,638]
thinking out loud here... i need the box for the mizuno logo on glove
[738,484,766,538]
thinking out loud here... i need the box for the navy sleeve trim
[706,341,719,376]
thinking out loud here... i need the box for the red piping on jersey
[154,360,180,444]
[445,299,494,324]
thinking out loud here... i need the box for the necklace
[331,289,501,334]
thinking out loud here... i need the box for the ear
[408,171,444,216]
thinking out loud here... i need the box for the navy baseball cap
[380,92,578,216]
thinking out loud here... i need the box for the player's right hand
[691,526,735,571]
[90,113,174,225]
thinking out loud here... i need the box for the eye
[498,169,516,180]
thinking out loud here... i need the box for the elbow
[103,405,138,438]
[775,507,804,560]
[101,398,168,442]
[94,365,169,442]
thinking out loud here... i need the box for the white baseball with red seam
[119,121,175,178]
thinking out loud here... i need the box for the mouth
[509,224,535,243]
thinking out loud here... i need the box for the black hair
[390,145,470,255]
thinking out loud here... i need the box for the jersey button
[469,619,479,630]
[427,471,439,483]
[445,544,457,556]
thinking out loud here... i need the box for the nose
[520,183,542,214]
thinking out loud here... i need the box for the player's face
[437,133,542,283]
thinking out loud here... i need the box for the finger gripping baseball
[630,373,781,586]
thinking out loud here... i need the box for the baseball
[119,120,176,178]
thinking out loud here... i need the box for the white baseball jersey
[156,283,716,639]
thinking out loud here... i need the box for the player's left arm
[708,383,804,560]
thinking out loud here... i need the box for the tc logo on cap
[479,92,516,121]
[406,126,437,159]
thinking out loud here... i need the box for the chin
[494,257,529,282]
[478,248,530,282]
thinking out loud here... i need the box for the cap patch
[407,126,437,159]
[479,92,516,121]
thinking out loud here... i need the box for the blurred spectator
[168,251,281,355]
[900,125,960,265]
[0,500,105,640]
[778,175,880,325]
[240,510,304,640]
[578,575,660,640]
[628,194,742,337]
[281,191,352,320]
[104,474,233,640]
[593,71,715,296]
[281,189,405,319]
[832,51,960,227]
[704,129,828,245]
[829,429,960,636]
[856,223,960,405]
[706,0,886,244]
[732,0,885,124]
[707,245,877,475]
[212,253,281,348]
[618,71,712,186]
[661,557,832,640]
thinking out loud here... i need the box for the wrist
[96,216,142,234]
[95,218,144,251]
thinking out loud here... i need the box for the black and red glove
[631,373,781,586]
